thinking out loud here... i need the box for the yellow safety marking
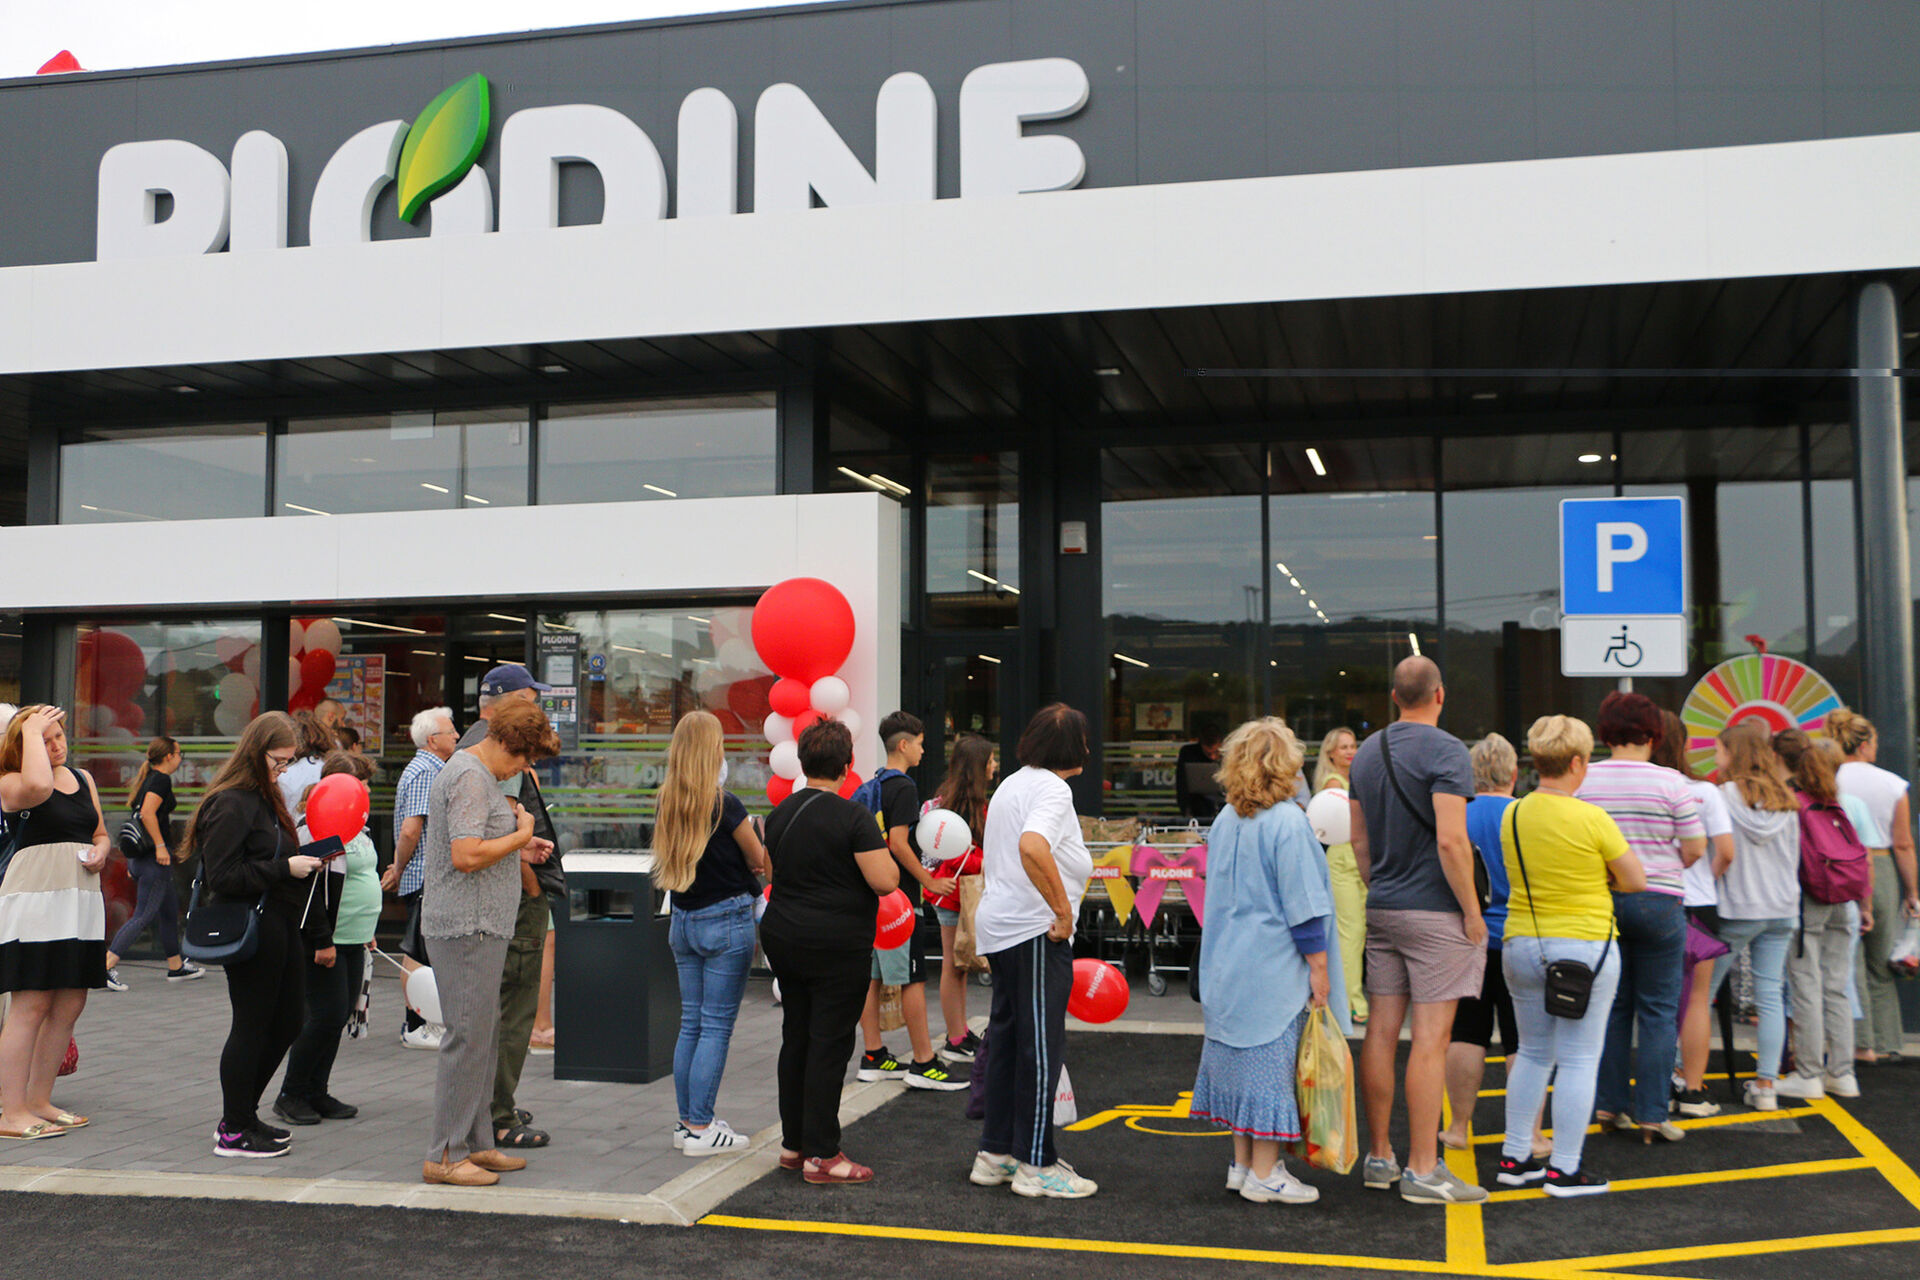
[1485,1156,1872,1203]
[1476,1072,1753,1099]
[1067,1091,1226,1135]
[1548,1225,1920,1272]
[699,1213,1667,1280]
[1442,1117,1487,1271]
[1813,1093,1920,1213]
[1469,1103,1819,1144]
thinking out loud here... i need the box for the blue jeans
[669,895,757,1126]
[1594,890,1686,1124]
[1711,916,1796,1080]
[1502,936,1620,1174]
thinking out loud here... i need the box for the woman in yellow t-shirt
[1496,715,1646,1198]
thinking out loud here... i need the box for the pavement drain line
[0,1079,910,1226]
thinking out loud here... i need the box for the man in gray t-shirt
[1345,656,1489,1205]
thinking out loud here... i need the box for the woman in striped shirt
[1575,692,1705,1141]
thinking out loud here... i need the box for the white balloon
[769,740,803,780]
[240,644,261,685]
[289,655,305,694]
[1306,788,1351,846]
[809,676,851,716]
[304,617,342,657]
[88,704,117,733]
[213,697,250,738]
[290,618,306,654]
[692,667,724,694]
[763,711,794,746]
[717,638,757,672]
[406,967,444,1025]
[835,707,862,741]
[916,808,974,862]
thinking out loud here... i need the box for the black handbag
[181,864,268,966]
[116,780,155,858]
[1509,796,1614,1019]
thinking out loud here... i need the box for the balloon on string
[751,578,856,682]
[769,740,803,781]
[809,676,851,716]
[1068,959,1130,1023]
[768,678,813,719]
[916,809,973,862]
[306,773,369,843]
[300,648,338,698]
[763,712,794,746]
[766,775,795,806]
[837,769,864,799]
[874,889,915,949]
[1305,788,1351,846]
[405,967,443,1025]
[303,618,342,657]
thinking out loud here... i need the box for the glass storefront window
[926,452,1019,628]
[278,409,528,517]
[60,424,267,523]
[1103,443,1263,819]
[539,394,776,505]
[0,612,19,706]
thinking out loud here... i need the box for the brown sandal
[803,1152,873,1184]
[778,1150,804,1171]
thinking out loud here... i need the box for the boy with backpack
[851,712,967,1091]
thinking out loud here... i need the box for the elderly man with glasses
[385,706,459,1049]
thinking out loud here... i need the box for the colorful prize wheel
[1681,653,1843,776]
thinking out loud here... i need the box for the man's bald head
[1391,655,1443,710]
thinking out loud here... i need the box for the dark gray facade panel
[0,0,1915,269]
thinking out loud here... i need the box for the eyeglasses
[266,754,296,773]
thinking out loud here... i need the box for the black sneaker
[904,1057,969,1091]
[166,961,207,982]
[272,1095,322,1126]
[311,1094,359,1121]
[1495,1155,1547,1186]
[253,1119,293,1144]
[938,1030,982,1065]
[214,1124,287,1159]
[1542,1166,1610,1198]
[857,1048,908,1081]
[1672,1087,1721,1118]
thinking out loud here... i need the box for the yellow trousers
[1325,842,1368,1022]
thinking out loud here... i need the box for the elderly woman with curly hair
[1190,717,1348,1207]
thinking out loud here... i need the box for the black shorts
[1451,948,1518,1051]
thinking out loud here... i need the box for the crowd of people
[0,651,1914,1205]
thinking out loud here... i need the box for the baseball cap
[479,664,552,697]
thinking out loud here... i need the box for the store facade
[0,0,1917,845]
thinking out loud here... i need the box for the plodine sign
[94,58,1090,263]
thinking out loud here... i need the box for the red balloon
[875,889,915,949]
[766,775,795,806]
[1068,958,1130,1023]
[111,701,145,733]
[727,674,776,724]
[713,709,746,735]
[751,578,856,683]
[299,648,337,696]
[287,688,320,713]
[791,709,823,740]
[768,678,813,719]
[305,774,369,844]
[78,629,147,703]
[837,769,864,799]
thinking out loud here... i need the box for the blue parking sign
[1561,497,1686,616]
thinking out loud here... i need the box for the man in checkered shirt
[382,706,458,1048]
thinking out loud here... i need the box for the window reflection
[61,425,267,523]
[926,453,1019,628]
[278,409,528,516]
[539,395,776,505]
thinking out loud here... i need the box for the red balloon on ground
[1068,958,1130,1023]
[837,769,863,799]
[306,774,369,844]
[727,674,776,724]
[751,578,856,683]
[875,889,915,949]
[766,775,795,806]
[299,648,337,696]
[767,677,813,719]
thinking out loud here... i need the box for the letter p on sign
[1595,522,1647,592]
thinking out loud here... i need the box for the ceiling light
[420,482,449,493]
[967,569,1000,587]
[170,384,198,394]
[283,502,331,516]
[463,494,491,505]
[539,363,569,374]
[612,645,649,656]
[1113,653,1149,669]
[464,655,489,663]
[1408,632,1423,656]
[333,617,426,635]
[1305,448,1327,477]
[349,456,377,464]
[1211,671,1220,678]
[1094,367,1123,377]
[411,649,437,656]
[642,484,678,498]
[977,654,1002,664]
[836,466,891,493]
[1001,583,1021,595]
[487,613,525,624]
[686,615,711,625]
[1578,453,1603,464]
[867,472,911,497]
[1275,562,1291,576]
[1307,599,1318,609]
[1472,391,1499,401]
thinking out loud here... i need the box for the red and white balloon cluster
[752,578,862,807]
[287,617,342,716]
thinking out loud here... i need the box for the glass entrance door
[916,636,1020,801]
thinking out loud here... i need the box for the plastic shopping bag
[1890,918,1920,979]
[1053,1063,1078,1127]
[1287,1005,1357,1174]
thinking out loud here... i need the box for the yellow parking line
[1812,1094,1920,1213]
[1485,1156,1872,1202]
[1470,1104,1820,1144]
[1545,1225,1920,1271]
[1443,1125,1487,1269]
[1476,1073,1753,1099]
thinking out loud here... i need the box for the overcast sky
[1,1,816,79]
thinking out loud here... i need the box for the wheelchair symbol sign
[1562,616,1687,677]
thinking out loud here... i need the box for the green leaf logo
[395,73,491,223]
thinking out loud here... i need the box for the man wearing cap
[460,665,563,1150]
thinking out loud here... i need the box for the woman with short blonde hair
[1470,734,1519,794]
[1191,717,1347,1207]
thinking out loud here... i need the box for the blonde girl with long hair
[1825,708,1919,1063]
[1313,726,1366,1025]
[653,710,770,1155]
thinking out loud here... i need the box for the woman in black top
[0,705,112,1140]
[106,736,203,987]
[179,712,326,1159]
[759,720,898,1184]
[652,711,771,1156]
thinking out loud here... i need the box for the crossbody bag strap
[1378,728,1437,857]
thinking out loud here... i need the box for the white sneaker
[1011,1160,1098,1199]
[1240,1164,1319,1205]
[401,1024,445,1051]
[1225,1161,1247,1192]
[969,1151,1018,1186]
[672,1122,691,1149]
[1743,1080,1779,1111]
[1773,1074,1826,1100]
[1822,1073,1861,1098]
[681,1119,749,1157]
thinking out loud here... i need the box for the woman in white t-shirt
[1827,709,1919,1063]
[1652,712,1735,1117]
[969,704,1096,1201]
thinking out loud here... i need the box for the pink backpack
[1797,794,1873,905]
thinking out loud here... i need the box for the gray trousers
[1787,899,1856,1079]
[1855,856,1906,1055]
[426,932,510,1162]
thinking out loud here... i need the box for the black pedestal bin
[553,852,678,1084]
